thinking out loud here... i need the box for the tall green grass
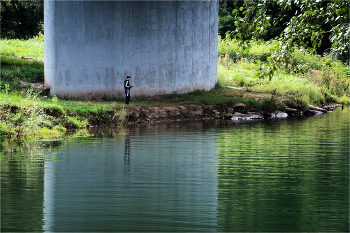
[218,38,277,62]
[1,55,44,91]
[219,38,350,73]
[218,38,350,104]
[1,35,44,58]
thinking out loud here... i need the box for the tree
[227,0,349,79]
[1,0,43,39]
[219,0,290,41]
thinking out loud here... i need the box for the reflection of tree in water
[216,109,350,232]
[124,136,130,172]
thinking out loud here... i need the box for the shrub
[260,96,286,112]
[0,65,44,83]
[62,116,88,129]
[339,95,349,105]
[2,89,51,139]
[291,48,324,71]
[115,108,127,125]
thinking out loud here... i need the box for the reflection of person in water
[124,136,130,169]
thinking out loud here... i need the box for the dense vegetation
[1,0,349,141]
[1,0,43,39]
[219,0,349,64]
[218,38,350,103]
[1,37,349,142]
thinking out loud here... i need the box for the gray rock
[233,103,246,108]
[227,108,233,113]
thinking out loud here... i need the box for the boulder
[285,108,298,113]
[304,110,323,116]
[233,112,249,117]
[233,103,246,108]
[308,105,328,113]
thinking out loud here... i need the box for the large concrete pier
[44,1,218,99]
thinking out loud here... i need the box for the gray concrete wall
[44,1,218,99]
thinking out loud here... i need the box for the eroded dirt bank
[122,102,338,126]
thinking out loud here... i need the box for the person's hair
[126,76,131,79]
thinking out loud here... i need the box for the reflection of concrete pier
[124,136,131,173]
[44,1,218,99]
[43,158,56,232]
[40,122,218,231]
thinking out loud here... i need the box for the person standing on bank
[124,76,133,104]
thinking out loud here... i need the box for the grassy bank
[218,38,350,105]
[0,89,129,142]
[1,37,349,142]
[1,35,44,58]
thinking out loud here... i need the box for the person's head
[126,76,131,80]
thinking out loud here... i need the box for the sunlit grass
[253,73,325,105]
[1,37,44,58]
[217,62,258,87]
[217,58,326,105]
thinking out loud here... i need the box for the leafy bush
[260,96,286,112]
[219,39,349,79]
[2,89,51,139]
[1,65,44,83]
[339,95,349,105]
[283,98,309,112]
[291,48,324,71]
[62,116,88,129]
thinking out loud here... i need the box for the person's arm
[125,80,131,89]
[128,80,133,88]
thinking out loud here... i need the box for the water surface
[1,107,349,232]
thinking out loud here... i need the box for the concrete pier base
[44,1,218,99]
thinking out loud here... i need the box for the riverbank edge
[120,102,339,126]
[0,99,343,144]
[3,101,338,128]
[1,101,340,128]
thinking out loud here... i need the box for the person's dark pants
[125,89,130,104]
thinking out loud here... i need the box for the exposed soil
[121,101,337,126]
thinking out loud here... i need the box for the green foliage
[217,61,258,88]
[52,95,59,103]
[291,48,324,71]
[0,55,44,92]
[1,65,44,83]
[339,95,349,105]
[1,38,44,58]
[218,38,349,102]
[61,116,88,129]
[2,89,51,139]
[219,38,277,62]
[219,39,342,73]
[231,0,349,62]
[1,0,44,39]
[228,0,349,81]
[283,98,309,112]
[1,55,43,67]
[115,108,127,126]
[260,96,286,113]
[254,72,325,105]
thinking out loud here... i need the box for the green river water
[1,107,349,232]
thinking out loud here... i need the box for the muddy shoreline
[116,103,339,127]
